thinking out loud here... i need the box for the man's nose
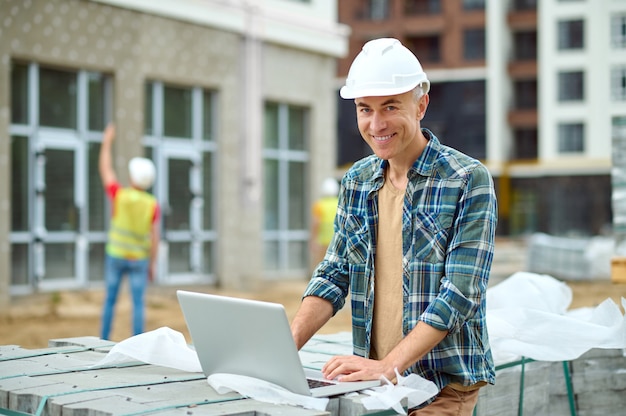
[370,112,387,131]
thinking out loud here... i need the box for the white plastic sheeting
[487,271,626,365]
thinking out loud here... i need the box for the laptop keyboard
[307,378,336,389]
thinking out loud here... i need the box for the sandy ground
[1,276,625,349]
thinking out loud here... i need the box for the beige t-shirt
[370,173,404,360]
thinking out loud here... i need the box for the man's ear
[418,94,429,120]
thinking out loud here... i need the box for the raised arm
[99,123,118,188]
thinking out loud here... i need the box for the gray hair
[412,82,428,102]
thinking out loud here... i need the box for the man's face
[354,90,428,162]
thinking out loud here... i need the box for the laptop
[176,290,381,398]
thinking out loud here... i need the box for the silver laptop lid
[177,290,312,396]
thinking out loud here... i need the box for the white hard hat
[321,177,339,196]
[128,157,156,190]
[340,38,430,99]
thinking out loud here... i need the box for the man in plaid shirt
[291,38,497,415]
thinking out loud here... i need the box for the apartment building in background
[336,0,626,237]
[0,0,349,310]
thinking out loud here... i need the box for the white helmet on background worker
[340,38,430,99]
[128,157,156,190]
[321,177,339,197]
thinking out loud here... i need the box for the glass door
[32,131,86,290]
[157,148,204,283]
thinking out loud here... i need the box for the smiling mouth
[373,133,394,142]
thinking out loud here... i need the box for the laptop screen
[177,290,313,395]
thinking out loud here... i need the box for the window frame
[357,0,390,20]
[558,70,585,102]
[612,14,626,49]
[262,101,310,274]
[462,0,485,11]
[463,28,486,61]
[558,122,585,153]
[404,0,442,15]
[557,19,585,51]
[406,35,441,64]
[513,30,538,61]
[611,66,626,101]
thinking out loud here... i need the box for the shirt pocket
[344,214,369,264]
[412,211,454,264]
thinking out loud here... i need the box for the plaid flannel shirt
[303,129,497,389]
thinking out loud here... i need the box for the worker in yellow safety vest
[309,177,339,272]
[99,123,160,340]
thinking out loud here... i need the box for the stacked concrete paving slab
[1,335,624,416]
[475,349,626,416]
[0,337,330,416]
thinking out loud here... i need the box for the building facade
[0,0,349,310]
[489,0,620,237]
[336,0,625,237]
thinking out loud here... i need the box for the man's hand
[103,123,116,144]
[322,355,394,383]
[324,321,448,383]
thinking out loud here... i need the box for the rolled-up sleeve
[420,163,497,334]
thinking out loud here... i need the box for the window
[357,0,389,20]
[614,116,626,140]
[513,128,538,160]
[163,85,193,138]
[558,122,584,153]
[513,31,537,61]
[407,35,441,63]
[461,81,485,114]
[425,81,486,159]
[463,28,485,60]
[337,96,371,165]
[405,0,441,15]
[558,19,584,50]
[613,116,626,165]
[263,102,310,273]
[514,79,538,109]
[612,117,626,238]
[558,71,584,101]
[611,14,626,49]
[613,117,626,178]
[513,0,537,11]
[612,66,626,101]
[11,135,29,232]
[509,181,538,236]
[39,67,77,128]
[88,72,108,131]
[11,62,28,124]
[463,0,485,10]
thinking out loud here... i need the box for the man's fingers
[322,355,364,380]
